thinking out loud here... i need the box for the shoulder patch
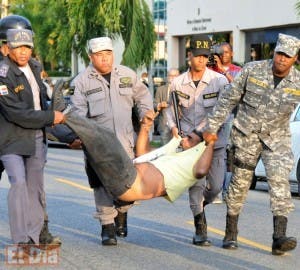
[0,85,8,96]
[0,63,9,78]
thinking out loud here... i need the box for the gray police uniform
[71,64,153,224]
[207,59,300,216]
[0,57,54,244]
[166,67,228,215]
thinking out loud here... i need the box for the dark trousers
[65,110,137,197]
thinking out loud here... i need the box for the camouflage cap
[88,37,113,53]
[7,29,33,49]
[274,33,300,57]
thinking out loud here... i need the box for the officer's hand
[140,110,156,131]
[157,101,168,111]
[53,111,65,125]
[203,131,218,144]
[171,127,180,138]
[68,139,82,149]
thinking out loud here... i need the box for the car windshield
[294,106,300,122]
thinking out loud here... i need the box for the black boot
[39,220,62,247]
[272,216,297,255]
[193,211,211,246]
[223,214,238,249]
[101,223,117,246]
[115,211,128,237]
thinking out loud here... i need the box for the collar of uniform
[184,67,210,85]
[4,57,38,77]
[89,64,118,77]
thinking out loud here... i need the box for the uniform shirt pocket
[178,96,190,108]
[242,86,266,109]
[86,90,105,117]
[202,92,218,108]
[119,88,133,96]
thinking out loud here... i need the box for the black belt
[234,158,256,171]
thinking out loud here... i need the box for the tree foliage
[9,0,155,71]
[296,0,300,15]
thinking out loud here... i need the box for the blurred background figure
[154,68,179,145]
[140,72,149,87]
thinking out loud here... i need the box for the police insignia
[120,77,132,84]
[0,85,8,96]
[86,87,102,95]
[15,84,25,93]
[203,92,218,99]
[283,88,300,96]
[248,77,268,88]
[0,64,9,78]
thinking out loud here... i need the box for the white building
[167,0,300,70]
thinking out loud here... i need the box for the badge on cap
[0,85,8,96]
[0,63,9,78]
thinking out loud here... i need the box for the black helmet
[0,15,33,41]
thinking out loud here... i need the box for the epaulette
[0,63,9,78]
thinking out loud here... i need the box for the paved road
[0,147,299,270]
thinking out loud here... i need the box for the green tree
[296,0,300,14]
[10,0,155,72]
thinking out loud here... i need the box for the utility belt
[233,158,256,171]
[227,142,256,172]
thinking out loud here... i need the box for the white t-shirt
[19,64,41,110]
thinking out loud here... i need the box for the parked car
[251,104,300,196]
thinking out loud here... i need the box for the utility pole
[1,0,9,18]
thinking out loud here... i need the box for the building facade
[167,0,300,70]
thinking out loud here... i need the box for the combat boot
[222,214,238,249]
[115,211,128,237]
[272,216,297,255]
[39,220,62,248]
[101,223,117,246]
[193,211,211,246]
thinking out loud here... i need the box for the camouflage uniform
[206,59,300,216]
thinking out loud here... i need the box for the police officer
[0,25,65,247]
[71,37,153,245]
[166,34,228,246]
[0,17,9,180]
[0,14,62,246]
[0,26,64,244]
[203,33,300,255]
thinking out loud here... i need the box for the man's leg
[189,147,225,246]
[93,186,118,246]
[39,191,62,246]
[223,165,253,249]
[85,159,118,246]
[1,154,31,244]
[0,160,4,180]
[25,133,47,244]
[189,178,210,246]
[261,146,296,255]
[65,110,137,198]
[114,199,133,237]
[223,128,261,249]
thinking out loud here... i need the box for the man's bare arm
[135,110,157,157]
[193,141,215,179]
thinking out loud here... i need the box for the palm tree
[10,0,155,71]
